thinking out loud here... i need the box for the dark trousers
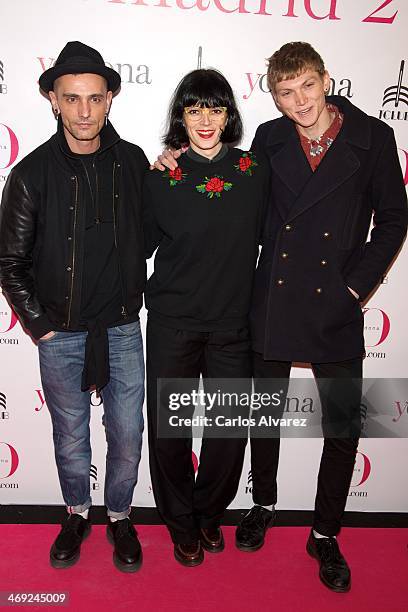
[250,352,362,536]
[147,319,251,545]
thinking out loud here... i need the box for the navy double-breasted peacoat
[250,96,408,363]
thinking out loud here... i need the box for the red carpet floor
[0,525,406,611]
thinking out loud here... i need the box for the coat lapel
[269,137,312,196]
[265,117,312,220]
[263,97,370,222]
[286,138,361,222]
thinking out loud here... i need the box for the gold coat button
[323,231,331,238]
[285,224,292,231]
[281,252,288,259]
[316,287,322,294]
[277,278,285,286]
[320,259,328,266]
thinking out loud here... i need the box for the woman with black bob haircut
[144,68,269,568]
[164,68,243,149]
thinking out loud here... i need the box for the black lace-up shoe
[50,514,91,568]
[106,518,142,573]
[306,531,351,592]
[235,505,275,552]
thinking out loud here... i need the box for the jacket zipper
[82,160,100,225]
[93,160,100,225]
[66,176,78,327]
[112,161,127,318]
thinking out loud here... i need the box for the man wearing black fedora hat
[0,41,148,572]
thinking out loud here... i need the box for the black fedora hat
[39,41,121,93]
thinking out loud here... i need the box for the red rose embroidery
[196,175,232,198]
[239,156,252,172]
[206,177,225,192]
[164,166,187,186]
[170,167,183,181]
[234,151,258,176]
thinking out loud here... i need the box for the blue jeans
[38,321,145,519]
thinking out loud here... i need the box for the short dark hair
[267,42,326,92]
[163,69,243,149]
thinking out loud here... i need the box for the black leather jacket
[0,120,148,339]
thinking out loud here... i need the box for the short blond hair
[267,42,325,92]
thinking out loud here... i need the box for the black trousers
[147,319,251,545]
[250,352,362,536]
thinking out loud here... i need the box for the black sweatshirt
[70,149,122,324]
[143,147,270,331]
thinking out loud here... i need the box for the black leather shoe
[200,527,225,553]
[235,505,275,552]
[50,514,91,569]
[106,518,142,573]
[174,541,204,567]
[306,531,351,593]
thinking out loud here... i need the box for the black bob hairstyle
[163,68,243,149]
